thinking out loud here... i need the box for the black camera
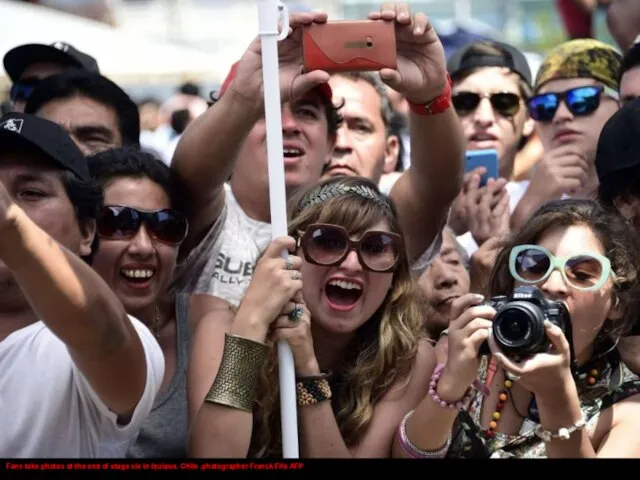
[478,285,570,357]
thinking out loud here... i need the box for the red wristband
[408,74,453,116]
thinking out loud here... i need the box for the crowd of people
[3,0,640,460]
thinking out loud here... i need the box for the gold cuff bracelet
[204,333,270,412]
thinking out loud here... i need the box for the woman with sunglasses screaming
[86,148,192,458]
[511,39,622,231]
[189,176,437,458]
[402,199,640,458]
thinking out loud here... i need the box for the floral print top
[445,351,640,458]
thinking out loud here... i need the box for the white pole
[257,0,299,459]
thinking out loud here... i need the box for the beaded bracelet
[398,410,451,458]
[296,372,332,407]
[534,415,587,442]
[428,364,473,410]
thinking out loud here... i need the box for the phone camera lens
[366,36,373,48]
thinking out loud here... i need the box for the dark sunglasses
[9,78,40,103]
[97,205,189,245]
[527,85,619,122]
[297,223,404,273]
[452,91,521,117]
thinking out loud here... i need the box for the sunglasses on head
[9,78,40,103]
[509,244,617,292]
[527,85,619,123]
[452,91,522,117]
[297,223,404,273]
[97,205,189,245]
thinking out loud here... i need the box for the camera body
[478,285,570,357]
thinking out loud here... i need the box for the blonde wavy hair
[249,176,426,457]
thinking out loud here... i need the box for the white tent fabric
[0,1,224,87]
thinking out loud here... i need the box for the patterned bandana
[534,39,622,93]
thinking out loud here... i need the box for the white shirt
[0,316,164,458]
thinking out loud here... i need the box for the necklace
[482,359,602,437]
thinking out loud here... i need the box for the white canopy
[0,1,225,89]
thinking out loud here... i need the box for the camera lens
[500,315,529,342]
[366,36,373,48]
[492,301,546,355]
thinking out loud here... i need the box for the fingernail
[544,320,553,329]
[474,294,485,302]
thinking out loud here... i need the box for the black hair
[207,88,343,139]
[86,147,187,213]
[389,111,407,172]
[24,71,141,148]
[63,170,103,264]
[179,82,201,97]
[170,109,191,135]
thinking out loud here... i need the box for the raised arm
[171,11,331,245]
[0,193,151,419]
[374,4,464,262]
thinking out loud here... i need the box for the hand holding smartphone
[302,20,397,73]
[465,149,499,187]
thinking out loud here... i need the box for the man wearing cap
[444,40,536,256]
[510,39,621,229]
[3,41,99,113]
[24,70,140,155]
[170,5,464,309]
[0,112,163,457]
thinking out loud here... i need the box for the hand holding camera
[480,286,574,396]
[302,3,447,105]
[231,11,331,106]
[437,293,495,400]
[441,286,574,399]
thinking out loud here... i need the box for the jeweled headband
[298,182,394,216]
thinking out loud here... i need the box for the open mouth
[283,147,305,158]
[120,268,156,286]
[469,132,498,144]
[324,279,363,311]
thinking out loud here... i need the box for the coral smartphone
[465,149,499,187]
[302,20,397,73]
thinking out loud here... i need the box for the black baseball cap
[3,42,99,83]
[447,40,533,87]
[595,98,640,184]
[0,112,89,181]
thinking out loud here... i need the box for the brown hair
[489,199,640,340]
[250,175,426,457]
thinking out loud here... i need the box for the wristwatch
[408,74,453,116]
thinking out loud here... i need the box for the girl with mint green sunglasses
[509,244,618,292]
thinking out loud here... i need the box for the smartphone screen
[465,149,499,187]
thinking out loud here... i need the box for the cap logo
[52,42,70,52]
[0,119,23,134]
